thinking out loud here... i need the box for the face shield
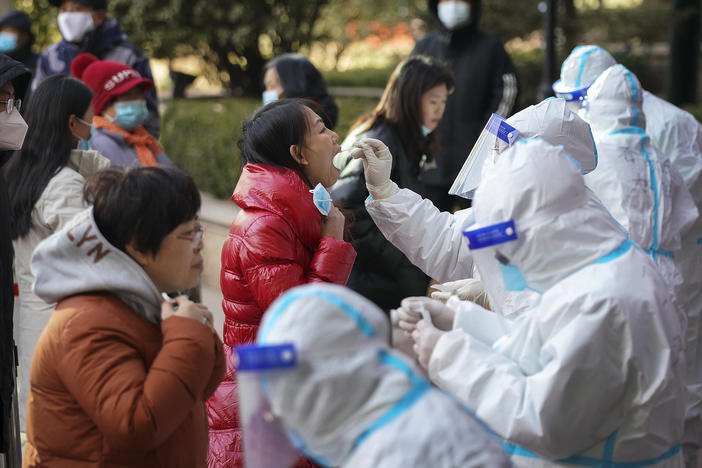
[448,113,520,199]
[552,79,590,112]
[235,343,305,468]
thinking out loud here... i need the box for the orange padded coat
[23,293,226,468]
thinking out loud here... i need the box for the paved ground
[198,192,239,339]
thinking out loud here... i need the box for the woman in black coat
[330,55,454,311]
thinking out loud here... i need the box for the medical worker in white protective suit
[393,138,687,467]
[556,49,702,464]
[251,283,510,468]
[361,97,598,317]
[579,64,697,298]
[578,65,701,465]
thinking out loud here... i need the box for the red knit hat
[70,53,154,115]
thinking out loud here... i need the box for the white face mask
[57,12,95,43]
[0,108,28,150]
[437,1,471,30]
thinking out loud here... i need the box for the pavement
[198,192,239,338]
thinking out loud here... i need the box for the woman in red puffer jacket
[206,99,356,467]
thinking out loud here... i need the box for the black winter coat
[413,0,519,189]
[0,53,30,452]
[330,122,430,311]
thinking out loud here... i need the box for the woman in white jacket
[4,74,109,430]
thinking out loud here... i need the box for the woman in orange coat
[23,166,225,467]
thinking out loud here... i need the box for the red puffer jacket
[206,163,356,467]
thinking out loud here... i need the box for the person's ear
[289,144,308,166]
[125,241,151,267]
[92,10,106,26]
[68,114,79,134]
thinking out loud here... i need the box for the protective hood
[428,0,481,34]
[472,138,626,294]
[553,45,616,97]
[31,207,162,324]
[256,284,510,467]
[504,98,597,174]
[580,64,645,134]
[257,284,436,467]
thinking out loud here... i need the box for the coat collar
[233,163,322,250]
[68,149,111,177]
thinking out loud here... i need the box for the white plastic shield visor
[449,113,520,199]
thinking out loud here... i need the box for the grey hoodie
[31,207,162,324]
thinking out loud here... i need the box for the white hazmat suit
[253,283,510,468]
[580,64,697,300]
[554,45,702,456]
[364,98,598,316]
[555,47,702,448]
[414,139,687,467]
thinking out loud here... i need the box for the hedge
[162,95,378,199]
[163,46,700,200]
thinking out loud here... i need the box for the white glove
[412,319,444,369]
[431,278,492,311]
[396,296,455,333]
[351,137,397,199]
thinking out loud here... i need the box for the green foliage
[481,0,544,45]
[161,97,258,199]
[510,48,545,110]
[162,95,377,198]
[13,0,60,51]
[335,95,378,141]
[323,66,395,88]
[312,0,427,68]
[576,2,672,45]
[109,0,329,95]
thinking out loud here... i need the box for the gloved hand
[351,137,397,199]
[412,319,444,369]
[396,296,455,333]
[431,278,492,310]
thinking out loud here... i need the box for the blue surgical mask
[310,183,332,216]
[77,125,96,151]
[421,125,432,137]
[437,1,471,30]
[73,117,95,151]
[262,90,279,106]
[0,32,17,52]
[498,263,528,291]
[109,99,148,131]
[495,250,539,293]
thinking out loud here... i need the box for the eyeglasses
[0,98,21,114]
[170,225,205,248]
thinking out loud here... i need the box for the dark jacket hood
[428,0,482,35]
[0,53,30,99]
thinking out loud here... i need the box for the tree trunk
[668,0,700,105]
